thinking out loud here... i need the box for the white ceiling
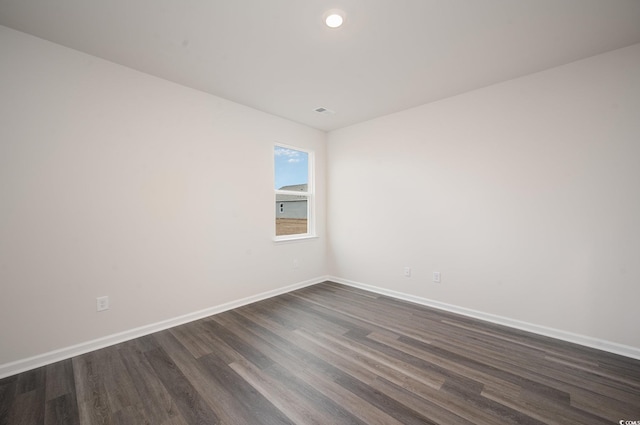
[2,0,640,131]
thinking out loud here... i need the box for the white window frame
[274,143,316,242]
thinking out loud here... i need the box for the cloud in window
[275,147,300,158]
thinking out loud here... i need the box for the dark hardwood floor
[2,281,640,424]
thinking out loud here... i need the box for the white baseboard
[0,276,329,379]
[329,276,640,361]
[4,275,637,379]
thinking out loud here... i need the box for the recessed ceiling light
[324,10,345,28]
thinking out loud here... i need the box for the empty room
[1,1,639,424]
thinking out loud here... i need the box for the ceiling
[1,1,640,132]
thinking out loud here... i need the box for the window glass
[274,146,313,239]
[274,146,308,190]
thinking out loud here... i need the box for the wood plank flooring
[2,281,639,424]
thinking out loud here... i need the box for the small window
[274,145,314,239]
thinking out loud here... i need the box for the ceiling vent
[314,106,335,115]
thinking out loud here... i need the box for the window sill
[273,234,319,243]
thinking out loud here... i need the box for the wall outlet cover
[97,296,109,312]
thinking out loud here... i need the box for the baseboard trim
[5,274,637,379]
[0,276,329,379]
[329,276,640,361]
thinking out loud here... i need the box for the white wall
[2,22,639,373]
[327,44,640,350]
[0,26,326,368]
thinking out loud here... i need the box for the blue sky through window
[274,146,308,190]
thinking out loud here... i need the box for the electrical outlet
[97,296,109,312]
[404,267,411,277]
[433,272,441,283]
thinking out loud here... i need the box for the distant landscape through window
[274,146,312,238]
